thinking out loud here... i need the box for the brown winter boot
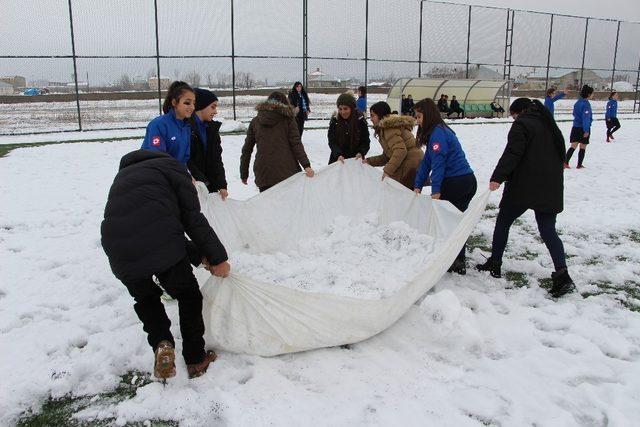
[154,340,176,379]
[187,350,217,379]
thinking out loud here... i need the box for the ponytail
[162,81,194,114]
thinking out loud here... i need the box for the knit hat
[336,92,356,109]
[194,88,218,111]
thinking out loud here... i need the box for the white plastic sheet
[196,160,489,356]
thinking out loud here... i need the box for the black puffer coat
[188,120,228,193]
[101,150,228,281]
[327,112,370,164]
[491,103,565,213]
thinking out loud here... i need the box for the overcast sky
[1,0,638,86]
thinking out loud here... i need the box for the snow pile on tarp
[196,160,489,356]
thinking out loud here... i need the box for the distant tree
[237,71,255,89]
[184,70,201,87]
[119,74,133,90]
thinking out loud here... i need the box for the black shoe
[549,268,575,298]
[476,258,502,278]
[447,258,466,275]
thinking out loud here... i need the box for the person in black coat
[188,88,229,199]
[476,98,575,298]
[447,95,464,118]
[101,150,230,379]
[328,92,370,164]
[288,81,311,136]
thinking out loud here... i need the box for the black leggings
[490,205,566,270]
[121,257,205,365]
[606,118,621,136]
[296,113,306,136]
[440,173,477,261]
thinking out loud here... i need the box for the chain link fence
[1,0,639,135]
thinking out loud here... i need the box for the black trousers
[447,107,465,118]
[121,257,205,365]
[606,118,621,136]
[439,173,477,261]
[490,205,566,271]
[296,113,306,136]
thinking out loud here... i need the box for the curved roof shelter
[387,78,510,117]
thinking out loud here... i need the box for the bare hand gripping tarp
[196,159,489,356]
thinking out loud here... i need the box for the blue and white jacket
[414,125,473,194]
[572,98,592,134]
[544,92,566,116]
[605,99,618,120]
[141,109,192,164]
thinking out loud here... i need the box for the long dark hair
[162,81,194,114]
[369,101,392,138]
[414,98,452,147]
[609,91,617,100]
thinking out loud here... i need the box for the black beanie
[509,97,533,114]
[336,92,357,109]
[195,88,218,111]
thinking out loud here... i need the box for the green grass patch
[467,234,492,253]
[16,371,178,426]
[486,203,497,211]
[538,277,553,291]
[580,280,640,313]
[615,255,629,262]
[628,230,640,244]
[505,271,529,288]
[585,256,602,266]
[515,250,538,261]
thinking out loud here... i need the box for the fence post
[418,0,423,78]
[579,18,589,89]
[230,0,236,120]
[544,14,554,92]
[153,0,162,114]
[634,57,640,113]
[67,0,82,131]
[303,0,308,88]
[465,5,471,78]
[364,0,369,87]
[610,20,621,90]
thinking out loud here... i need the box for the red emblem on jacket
[152,136,161,146]
[432,143,441,152]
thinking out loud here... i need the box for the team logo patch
[432,143,441,152]
[152,136,161,147]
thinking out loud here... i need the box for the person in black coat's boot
[476,98,575,298]
[188,88,229,199]
[101,150,231,378]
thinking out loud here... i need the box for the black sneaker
[476,258,502,278]
[549,268,575,298]
[447,258,466,275]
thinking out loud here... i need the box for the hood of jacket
[255,100,294,127]
[119,149,172,171]
[378,114,416,130]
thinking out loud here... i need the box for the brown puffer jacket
[367,115,424,189]
[240,101,311,189]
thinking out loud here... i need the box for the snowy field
[1,93,637,135]
[1,118,640,426]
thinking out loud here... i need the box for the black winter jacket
[327,112,370,164]
[101,150,228,281]
[491,105,565,213]
[288,90,311,121]
[188,120,228,193]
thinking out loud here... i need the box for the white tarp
[196,159,489,356]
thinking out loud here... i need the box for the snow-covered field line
[1,118,639,426]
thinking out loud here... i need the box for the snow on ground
[233,214,440,299]
[1,118,640,426]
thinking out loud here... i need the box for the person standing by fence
[605,91,621,143]
[356,86,367,115]
[288,82,311,136]
[544,87,566,117]
[564,85,593,169]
